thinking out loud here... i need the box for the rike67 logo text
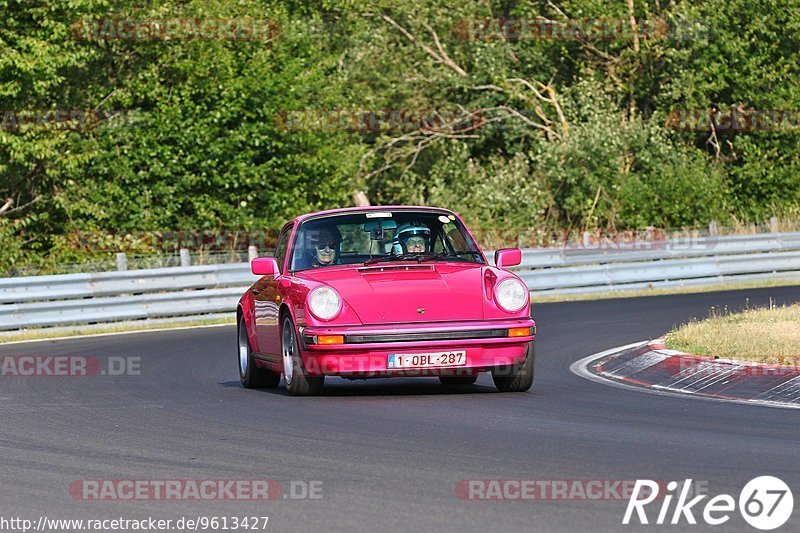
[624,477,794,530]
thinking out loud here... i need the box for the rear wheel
[439,376,478,386]
[281,315,324,396]
[492,341,535,392]
[239,317,280,389]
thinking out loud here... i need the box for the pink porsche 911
[236,206,536,395]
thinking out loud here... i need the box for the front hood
[298,263,485,324]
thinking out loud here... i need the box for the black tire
[492,341,535,392]
[281,315,324,396]
[239,317,280,389]
[439,376,478,386]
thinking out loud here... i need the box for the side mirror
[495,248,522,269]
[251,257,280,276]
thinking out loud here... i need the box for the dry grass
[665,302,800,365]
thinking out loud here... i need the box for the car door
[254,224,292,359]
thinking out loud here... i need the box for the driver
[304,225,342,267]
[393,222,431,255]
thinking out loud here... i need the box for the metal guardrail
[2,231,800,330]
[0,263,251,304]
[510,232,800,294]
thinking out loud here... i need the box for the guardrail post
[180,248,191,267]
[770,216,779,232]
[709,220,718,237]
[116,252,127,272]
[248,245,258,261]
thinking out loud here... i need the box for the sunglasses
[313,240,340,250]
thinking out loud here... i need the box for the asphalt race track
[2,286,799,533]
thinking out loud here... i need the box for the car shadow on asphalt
[218,378,501,397]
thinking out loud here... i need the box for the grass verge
[531,277,800,303]
[665,303,800,365]
[0,316,235,345]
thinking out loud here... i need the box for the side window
[445,224,467,250]
[274,227,291,273]
[431,223,459,253]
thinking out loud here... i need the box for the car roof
[293,205,457,224]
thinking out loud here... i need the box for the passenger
[303,226,342,267]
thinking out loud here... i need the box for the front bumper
[298,319,535,377]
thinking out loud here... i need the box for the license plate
[387,350,466,369]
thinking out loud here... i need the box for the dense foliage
[2,0,799,272]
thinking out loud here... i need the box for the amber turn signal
[507,327,531,337]
[317,335,345,345]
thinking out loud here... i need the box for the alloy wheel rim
[282,321,295,385]
[238,323,249,377]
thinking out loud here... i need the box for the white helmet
[392,222,431,254]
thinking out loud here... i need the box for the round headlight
[307,286,342,320]
[494,278,528,312]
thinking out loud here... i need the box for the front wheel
[239,317,280,389]
[492,341,535,393]
[281,315,324,396]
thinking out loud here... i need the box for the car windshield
[289,210,484,272]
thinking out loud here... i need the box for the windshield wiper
[363,253,429,266]
[419,251,482,262]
